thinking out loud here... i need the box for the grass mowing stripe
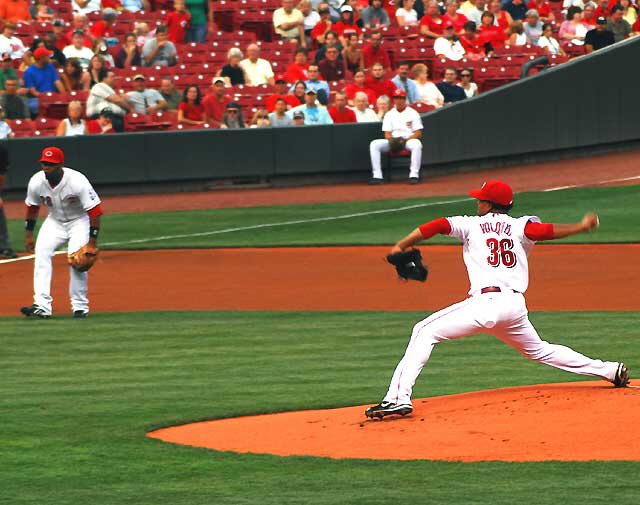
[2,310,639,505]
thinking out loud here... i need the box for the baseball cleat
[0,248,17,259]
[365,402,413,419]
[20,304,51,319]
[73,310,88,319]
[613,363,630,388]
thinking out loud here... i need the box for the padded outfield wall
[2,35,639,192]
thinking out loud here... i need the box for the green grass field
[6,185,640,250]
[2,311,639,505]
[4,184,639,504]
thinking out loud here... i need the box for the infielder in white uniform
[21,147,103,319]
[369,88,423,185]
[366,180,630,419]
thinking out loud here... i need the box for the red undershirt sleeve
[87,204,104,218]
[524,221,554,241]
[418,217,452,239]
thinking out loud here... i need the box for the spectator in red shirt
[478,11,508,47]
[51,19,67,50]
[365,61,398,99]
[202,77,231,127]
[489,0,514,32]
[328,90,357,123]
[265,74,300,111]
[582,3,596,27]
[420,0,445,38]
[0,0,30,22]
[442,0,468,34]
[284,48,309,83]
[459,20,490,58]
[178,85,209,126]
[361,29,391,71]
[333,5,362,45]
[166,0,191,44]
[65,14,95,48]
[593,0,610,21]
[527,0,554,22]
[311,3,334,45]
[318,45,348,81]
[90,8,118,40]
[344,68,377,105]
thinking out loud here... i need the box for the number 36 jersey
[25,167,101,224]
[447,213,541,295]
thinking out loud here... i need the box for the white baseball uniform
[370,105,423,179]
[25,167,101,316]
[383,212,620,406]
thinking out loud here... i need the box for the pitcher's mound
[147,381,639,461]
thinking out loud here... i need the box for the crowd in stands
[0,0,637,138]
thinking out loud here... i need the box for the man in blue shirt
[289,89,333,125]
[23,47,64,118]
[302,64,330,105]
[436,66,467,104]
[391,61,419,105]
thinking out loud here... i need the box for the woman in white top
[538,22,566,55]
[508,20,529,45]
[412,63,444,108]
[56,101,87,136]
[457,68,478,98]
[396,0,419,26]
[376,95,390,121]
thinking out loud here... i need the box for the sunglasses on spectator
[461,73,471,77]
[257,115,268,119]
[227,109,239,113]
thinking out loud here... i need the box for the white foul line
[0,197,471,265]
[542,175,640,192]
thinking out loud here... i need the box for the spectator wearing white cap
[126,74,167,114]
[369,88,423,184]
[289,88,333,124]
[333,4,361,46]
[239,44,275,86]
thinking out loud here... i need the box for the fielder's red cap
[392,88,407,98]
[40,147,64,164]
[469,180,513,206]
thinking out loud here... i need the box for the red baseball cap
[274,74,286,82]
[392,88,407,98]
[33,47,53,59]
[40,147,64,164]
[469,180,513,206]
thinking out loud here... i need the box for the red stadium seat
[7,119,34,137]
[33,117,60,137]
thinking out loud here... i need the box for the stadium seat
[6,119,34,137]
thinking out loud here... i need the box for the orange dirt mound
[148,381,640,462]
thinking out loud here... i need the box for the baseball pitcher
[366,180,630,419]
[21,147,103,319]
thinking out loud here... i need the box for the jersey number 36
[486,238,517,268]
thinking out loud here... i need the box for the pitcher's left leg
[67,217,90,314]
[405,139,423,179]
[496,315,619,381]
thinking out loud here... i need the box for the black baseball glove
[388,137,406,153]
[387,248,428,282]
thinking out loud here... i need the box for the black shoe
[0,248,17,259]
[408,177,420,185]
[369,178,384,185]
[613,363,630,387]
[365,401,413,419]
[73,310,88,319]
[20,304,51,319]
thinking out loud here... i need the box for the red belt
[480,286,520,294]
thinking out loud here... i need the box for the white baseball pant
[383,290,619,405]
[33,215,90,315]
[369,138,422,180]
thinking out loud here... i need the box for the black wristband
[89,226,99,239]
[25,219,36,231]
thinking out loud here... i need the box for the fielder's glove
[388,137,406,153]
[68,243,99,272]
[387,248,428,282]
